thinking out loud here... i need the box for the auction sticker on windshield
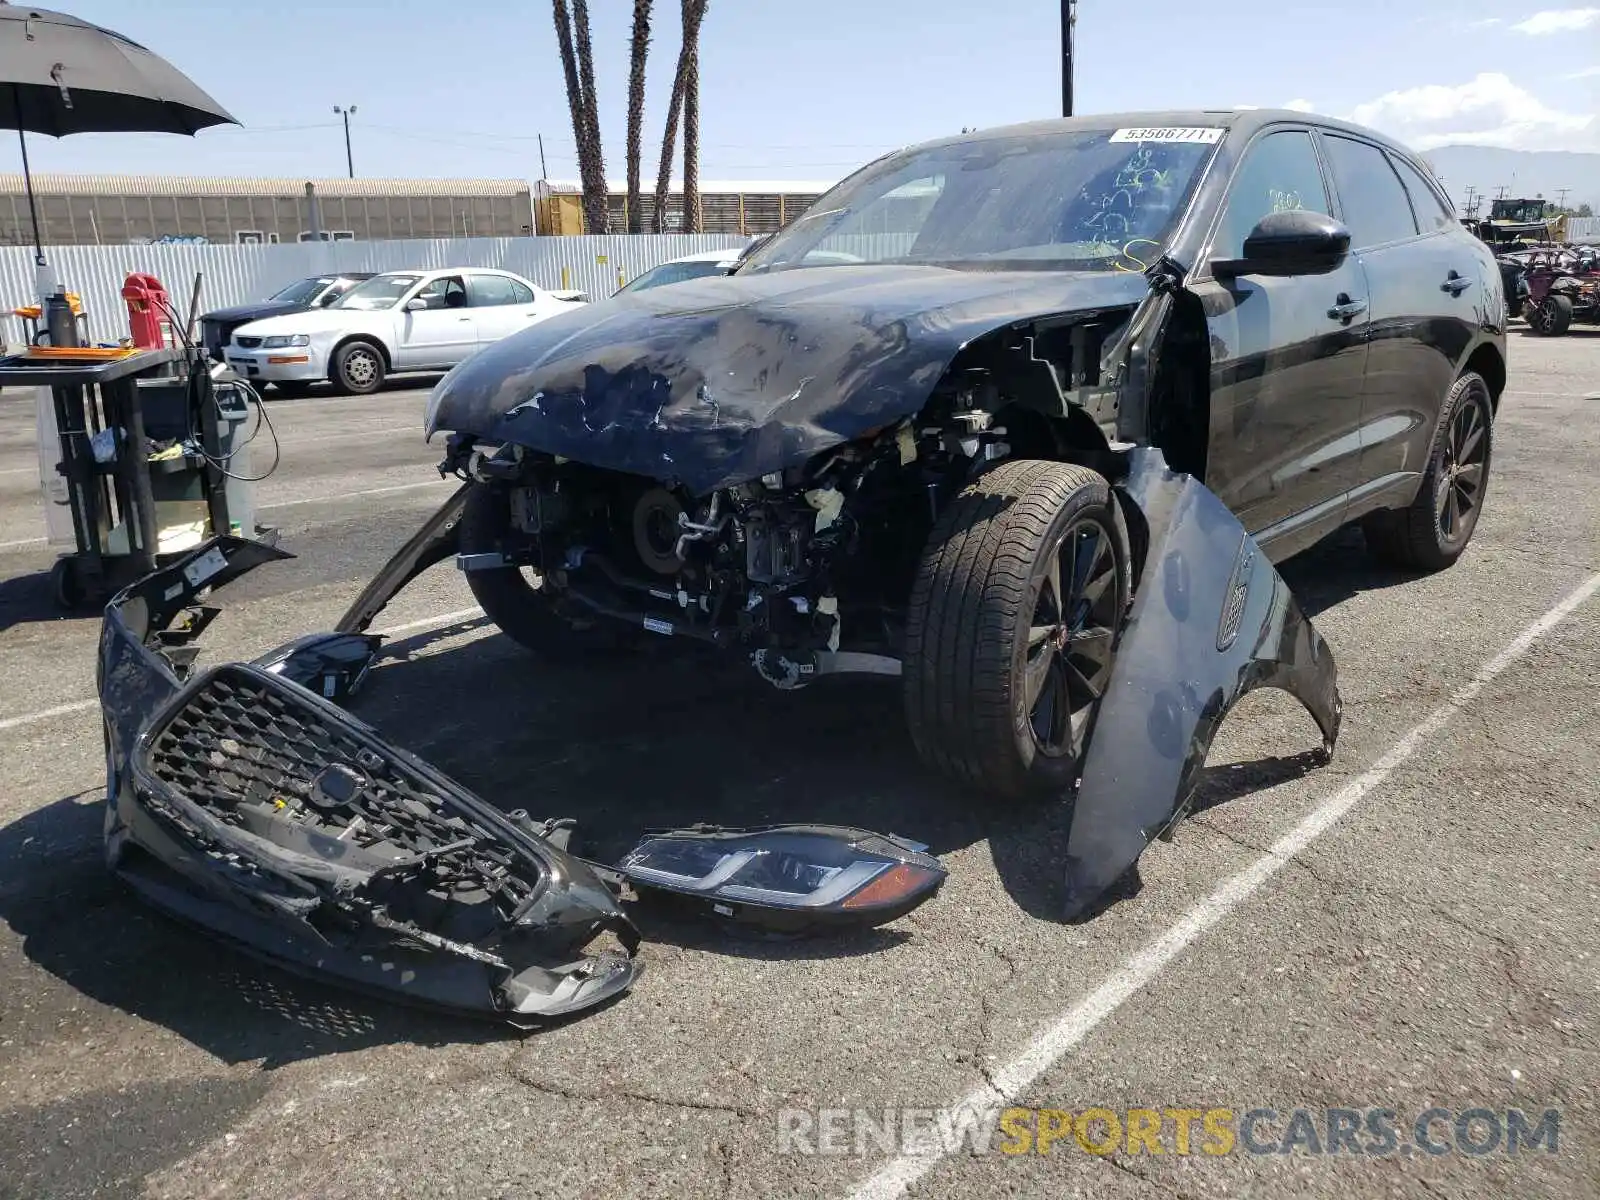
[1110,127,1224,144]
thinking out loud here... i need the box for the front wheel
[1363,371,1493,572]
[903,460,1130,801]
[457,484,633,658]
[1526,293,1573,337]
[331,340,386,394]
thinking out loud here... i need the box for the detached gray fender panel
[1063,448,1343,920]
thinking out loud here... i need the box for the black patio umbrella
[0,2,236,267]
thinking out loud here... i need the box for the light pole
[333,105,357,178]
[1061,0,1077,117]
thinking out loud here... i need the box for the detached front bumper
[97,539,639,1027]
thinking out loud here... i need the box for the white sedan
[226,268,586,396]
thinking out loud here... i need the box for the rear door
[395,273,476,367]
[1189,127,1370,541]
[466,273,541,347]
[1320,136,1477,511]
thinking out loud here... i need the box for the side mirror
[1212,210,1351,280]
[404,297,428,312]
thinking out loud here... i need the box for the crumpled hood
[425,264,1148,494]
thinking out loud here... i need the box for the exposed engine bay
[441,298,1147,687]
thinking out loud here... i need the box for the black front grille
[145,666,498,862]
[142,665,546,944]
[235,335,263,349]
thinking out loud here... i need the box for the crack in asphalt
[503,1053,764,1119]
[969,941,1022,1097]
[1190,816,1536,1001]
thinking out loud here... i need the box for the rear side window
[1210,130,1331,260]
[1388,154,1456,232]
[468,274,519,307]
[1323,135,1418,248]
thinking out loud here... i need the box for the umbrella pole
[12,85,45,267]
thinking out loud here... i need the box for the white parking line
[0,605,485,735]
[845,568,1600,1200]
[259,480,446,511]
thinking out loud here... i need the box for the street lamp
[333,105,357,178]
[1060,0,1077,117]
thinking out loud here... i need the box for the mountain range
[1422,145,1600,212]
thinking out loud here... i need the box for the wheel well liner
[1463,343,1504,411]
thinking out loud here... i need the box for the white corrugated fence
[0,235,747,344]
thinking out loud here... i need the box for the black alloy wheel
[904,459,1130,800]
[1023,516,1121,761]
[1433,388,1488,548]
[1363,371,1494,572]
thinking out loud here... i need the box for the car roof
[659,248,743,265]
[371,267,529,279]
[900,109,1423,163]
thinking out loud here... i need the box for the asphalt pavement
[0,341,1596,1200]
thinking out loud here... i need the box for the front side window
[410,275,468,310]
[739,127,1221,274]
[1210,130,1331,261]
[332,273,422,310]
[1323,135,1418,249]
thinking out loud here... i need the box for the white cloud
[1510,8,1599,34]
[1283,98,1317,112]
[1564,65,1600,78]
[1346,72,1596,151]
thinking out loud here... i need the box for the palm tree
[681,0,702,233]
[626,1,653,234]
[552,0,609,233]
[652,0,707,233]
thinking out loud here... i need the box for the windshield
[617,258,732,294]
[267,276,336,305]
[332,273,423,310]
[740,127,1222,275]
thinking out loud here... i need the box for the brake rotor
[632,487,685,575]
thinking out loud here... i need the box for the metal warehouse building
[534,179,833,236]
[0,175,536,245]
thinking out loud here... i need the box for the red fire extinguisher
[121,273,173,349]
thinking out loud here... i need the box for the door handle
[1327,293,1367,322]
[1440,271,1473,296]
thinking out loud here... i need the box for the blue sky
[17,0,1600,184]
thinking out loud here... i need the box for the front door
[1189,127,1370,542]
[395,274,477,368]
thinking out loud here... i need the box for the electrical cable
[151,293,282,483]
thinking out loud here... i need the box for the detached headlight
[261,333,311,349]
[617,824,947,932]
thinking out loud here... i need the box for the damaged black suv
[424,109,1505,804]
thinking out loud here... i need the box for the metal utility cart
[0,346,274,608]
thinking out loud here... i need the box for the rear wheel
[903,459,1129,800]
[458,484,632,657]
[1526,293,1573,337]
[331,340,386,394]
[1363,371,1493,572]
